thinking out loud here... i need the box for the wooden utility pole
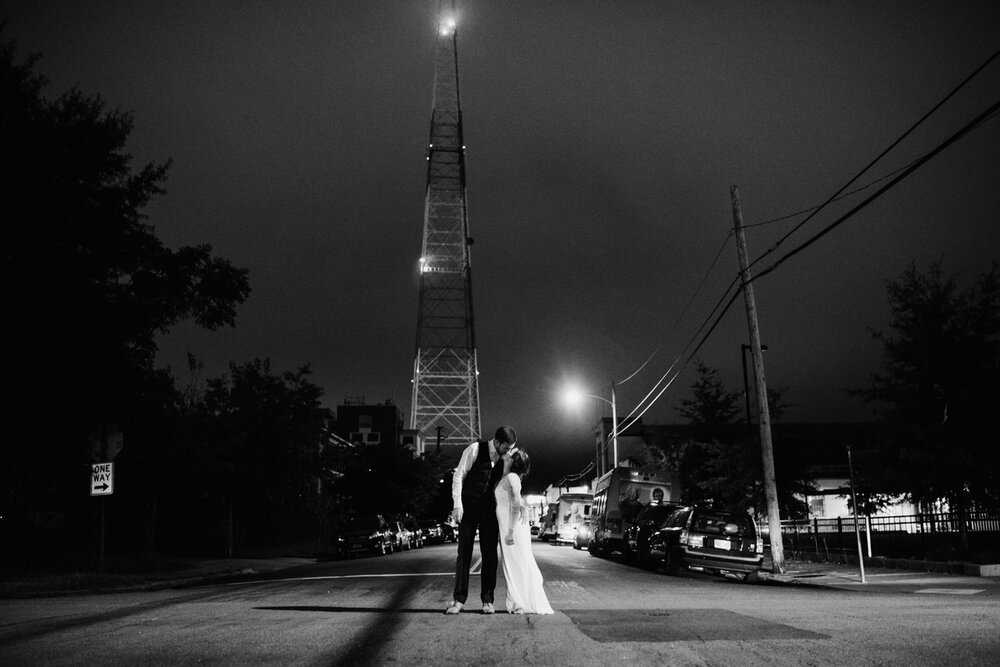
[731,185,785,574]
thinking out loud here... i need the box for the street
[1,541,998,666]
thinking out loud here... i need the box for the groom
[445,425,517,615]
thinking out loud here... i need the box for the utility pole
[847,444,867,583]
[731,185,785,574]
[610,380,619,468]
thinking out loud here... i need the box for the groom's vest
[462,440,503,508]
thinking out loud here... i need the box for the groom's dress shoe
[445,601,464,615]
[482,603,495,614]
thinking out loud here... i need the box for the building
[588,417,920,521]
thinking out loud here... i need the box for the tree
[676,361,742,440]
[674,362,811,519]
[188,360,332,552]
[673,361,742,506]
[1,38,250,559]
[855,260,1000,545]
[337,444,444,521]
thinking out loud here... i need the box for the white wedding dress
[495,472,554,614]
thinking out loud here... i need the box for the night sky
[6,1,999,493]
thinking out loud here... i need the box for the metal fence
[773,512,1000,561]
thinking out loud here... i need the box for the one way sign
[91,462,114,496]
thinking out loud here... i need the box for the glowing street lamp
[439,17,456,36]
[562,382,619,469]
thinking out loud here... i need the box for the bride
[494,448,554,615]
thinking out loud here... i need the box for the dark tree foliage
[854,260,1000,522]
[672,361,741,506]
[185,360,332,551]
[1,39,249,561]
[337,443,447,522]
[676,361,742,441]
[674,361,811,519]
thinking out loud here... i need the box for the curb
[753,571,843,589]
[825,555,1000,578]
[0,567,263,599]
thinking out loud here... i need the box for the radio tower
[410,3,481,455]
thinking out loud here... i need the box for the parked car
[336,515,394,557]
[530,524,540,537]
[646,507,764,580]
[390,521,415,551]
[622,502,683,566]
[418,519,444,544]
[573,519,592,550]
[404,518,425,548]
[440,522,457,542]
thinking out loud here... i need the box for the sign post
[91,462,114,570]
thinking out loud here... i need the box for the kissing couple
[445,425,554,615]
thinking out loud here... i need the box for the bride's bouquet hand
[505,531,515,545]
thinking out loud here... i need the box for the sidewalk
[0,554,317,599]
[758,555,1000,593]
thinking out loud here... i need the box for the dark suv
[647,507,763,579]
[336,515,394,557]
[622,502,683,568]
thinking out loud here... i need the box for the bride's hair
[510,448,531,479]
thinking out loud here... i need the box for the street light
[562,382,619,469]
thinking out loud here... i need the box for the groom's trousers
[453,500,500,604]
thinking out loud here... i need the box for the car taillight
[679,529,689,546]
[755,536,764,554]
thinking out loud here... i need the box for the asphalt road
[1,541,998,666]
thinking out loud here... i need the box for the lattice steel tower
[410,4,481,453]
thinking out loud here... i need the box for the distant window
[349,432,364,443]
[359,415,373,429]
[365,433,381,444]
[402,435,415,445]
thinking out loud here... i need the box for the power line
[617,285,743,434]
[611,229,734,397]
[745,160,917,230]
[747,45,1000,272]
[671,231,734,325]
[554,461,594,488]
[751,96,1000,284]
[616,90,1000,433]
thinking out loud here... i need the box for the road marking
[914,588,984,595]
[213,572,459,586]
[213,557,481,587]
[545,580,587,604]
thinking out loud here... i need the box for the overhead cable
[622,94,1000,430]
[748,46,1000,272]
[751,96,1000,284]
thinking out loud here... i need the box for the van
[552,493,593,545]
[588,466,680,556]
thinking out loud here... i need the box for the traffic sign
[87,424,124,461]
[91,462,114,496]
